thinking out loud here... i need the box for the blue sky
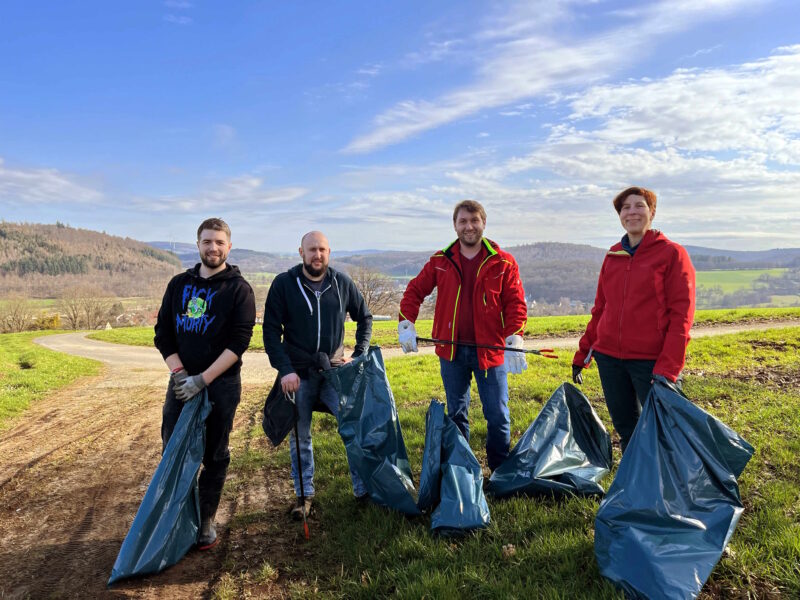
[1,1,798,253]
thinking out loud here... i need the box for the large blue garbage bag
[325,347,420,516]
[425,400,491,536]
[108,391,211,585]
[595,380,754,599]
[487,382,612,498]
[416,400,445,512]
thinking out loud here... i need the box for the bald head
[299,230,330,280]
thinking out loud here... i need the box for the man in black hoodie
[263,231,373,519]
[154,217,256,550]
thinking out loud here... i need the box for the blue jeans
[439,345,510,471]
[289,374,367,498]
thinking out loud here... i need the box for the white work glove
[398,320,418,353]
[504,335,527,375]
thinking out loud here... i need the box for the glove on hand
[504,335,527,375]
[170,368,188,386]
[571,365,584,385]
[173,374,207,402]
[398,320,418,353]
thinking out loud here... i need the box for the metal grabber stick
[288,391,310,540]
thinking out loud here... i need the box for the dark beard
[200,253,227,269]
[303,260,327,278]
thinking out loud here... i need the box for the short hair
[452,200,487,224]
[612,187,657,214]
[197,218,231,241]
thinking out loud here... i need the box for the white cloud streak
[344,0,762,153]
[0,158,104,205]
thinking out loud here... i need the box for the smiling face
[197,228,232,269]
[454,208,486,249]
[618,194,655,240]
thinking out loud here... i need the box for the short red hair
[612,187,657,214]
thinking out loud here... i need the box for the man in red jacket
[398,200,528,471]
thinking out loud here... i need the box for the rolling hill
[0,222,182,298]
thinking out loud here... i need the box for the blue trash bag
[324,346,420,516]
[428,401,491,536]
[595,380,754,599]
[487,382,612,498]
[416,400,445,512]
[108,390,211,585]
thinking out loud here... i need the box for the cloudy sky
[1,1,798,252]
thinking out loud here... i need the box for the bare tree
[0,296,35,333]
[58,286,84,330]
[58,285,113,330]
[81,287,113,330]
[348,266,400,315]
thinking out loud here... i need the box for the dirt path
[0,320,796,598]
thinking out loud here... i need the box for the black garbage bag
[420,400,491,536]
[109,390,211,585]
[324,346,420,516]
[595,379,754,599]
[262,375,296,447]
[487,382,612,498]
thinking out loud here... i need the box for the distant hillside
[0,222,182,298]
[684,246,800,269]
[148,238,800,307]
[148,241,296,273]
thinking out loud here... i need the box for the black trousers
[593,352,656,455]
[161,372,241,520]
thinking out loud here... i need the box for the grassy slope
[216,327,800,598]
[0,331,101,430]
[88,307,800,351]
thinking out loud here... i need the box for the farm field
[695,268,787,293]
[87,306,800,350]
[0,325,797,597]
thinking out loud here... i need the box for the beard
[303,258,328,278]
[200,251,228,269]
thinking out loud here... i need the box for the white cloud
[137,175,309,214]
[344,0,761,153]
[0,158,104,205]
[164,14,192,25]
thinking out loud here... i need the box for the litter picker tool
[288,391,310,540]
[416,337,558,359]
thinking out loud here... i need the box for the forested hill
[0,222,182,298]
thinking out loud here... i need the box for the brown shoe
[290,497,313,521]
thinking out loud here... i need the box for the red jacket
[573,229,696,382]
[400,238,527,370]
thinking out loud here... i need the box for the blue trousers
[289,374,367,498]
[439,345,510,471]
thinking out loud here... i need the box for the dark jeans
[161,372,241,520]
[593,352,655,455]
[439,345,510,471]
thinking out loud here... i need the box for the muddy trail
[0,320,797,598]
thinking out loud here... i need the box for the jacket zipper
[618,255,633,356]
[302,280,332,353]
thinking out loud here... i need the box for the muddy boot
[290,497,313,521]
[197,516,218,550]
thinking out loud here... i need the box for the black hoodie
[154,263,256,376]
[263,264,372,378]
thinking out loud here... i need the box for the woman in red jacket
[572,187,695,454]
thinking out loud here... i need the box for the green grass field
[0,331,101,430]
[696,269,787,293]
[214,327,800,598]
[87,306,800,350]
